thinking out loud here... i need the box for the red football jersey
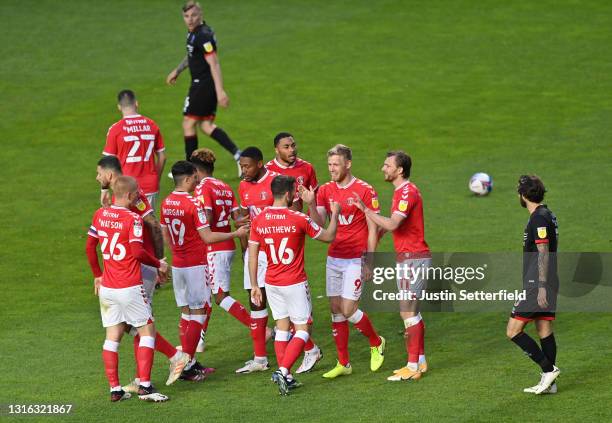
[249,207,322,286]
[112,187,155,257]
[238,170,277,219]
[160,191,208,268]
[104,114,165,195]
[265,158,318,200]
[88,206,145,289]
[195,177,238,253]
[391,181,430,254]
[316,177,380,259]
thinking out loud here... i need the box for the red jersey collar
[334,176,357,190]
[395,180,411,191]
[172,191,190,195]
[273,158,297,169]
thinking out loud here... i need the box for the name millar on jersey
[123,124,152,134]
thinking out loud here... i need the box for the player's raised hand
[251,286,263,307]
[234,215,250,229]
[217,90,230,108]
[234,224,250,238]
[351,192,367,212]
[299,185,315,205]
[94,277,103,296]
[329,200,341,217]
[166,69,179,85]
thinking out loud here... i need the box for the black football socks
[511,332,554,372]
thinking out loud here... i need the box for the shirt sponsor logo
[338,214,354,225]
[537,227,547,239]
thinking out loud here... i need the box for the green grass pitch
[1,0,611,421]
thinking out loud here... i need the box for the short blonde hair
[113,176,138,197]
[182,1,201,13]
[327,144,352,161]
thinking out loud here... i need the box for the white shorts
[99,285,153,328]
[266,281,312,325]
[141,264,157,304]
[243,251,267,290]
[326,257,363,301]
[396,257,432,299]
[207,251,235,295]
[145,192,158,212]
[172,265,211,309]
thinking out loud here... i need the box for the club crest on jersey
[260,191,268,200]
[372,198,379,209]
[136,199,146,211]
[297,176,304,185]
[398,200,408,212]
[203,42,214,53]
[537,227,547,239]
[133,221,143,237]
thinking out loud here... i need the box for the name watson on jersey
[372,289,527,302]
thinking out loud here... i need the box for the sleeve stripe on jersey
[88,226,98,238]
[101,151,115,156]
[535,239,549,244]
[248,239,260,245]
[129,239,143,243]
[312,228,323,239]
[156,147,166,152]
[196,224,210,230]
[392,211,408,218]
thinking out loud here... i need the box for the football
[469,172,493,196]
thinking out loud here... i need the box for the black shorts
[510,286,557,322]
[183,79,217,120]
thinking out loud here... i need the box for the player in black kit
[167,1,242,175]
[506,175,560,395]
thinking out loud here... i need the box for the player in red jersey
[191,148,251,352]
[353,151,431,381]
[264,133,322,373]
[103,90,166,210]
[265,132,318,211]
[300,144,386,379]
[249,175,339,395]
[161,161,248,380]
[95,157,190,392]
[235,146,277,373]
[86,176,170,402]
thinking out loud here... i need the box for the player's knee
[506,327,521,339]
[201,121,215,135]
[214,292,226,306]
[182,117,197,132]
